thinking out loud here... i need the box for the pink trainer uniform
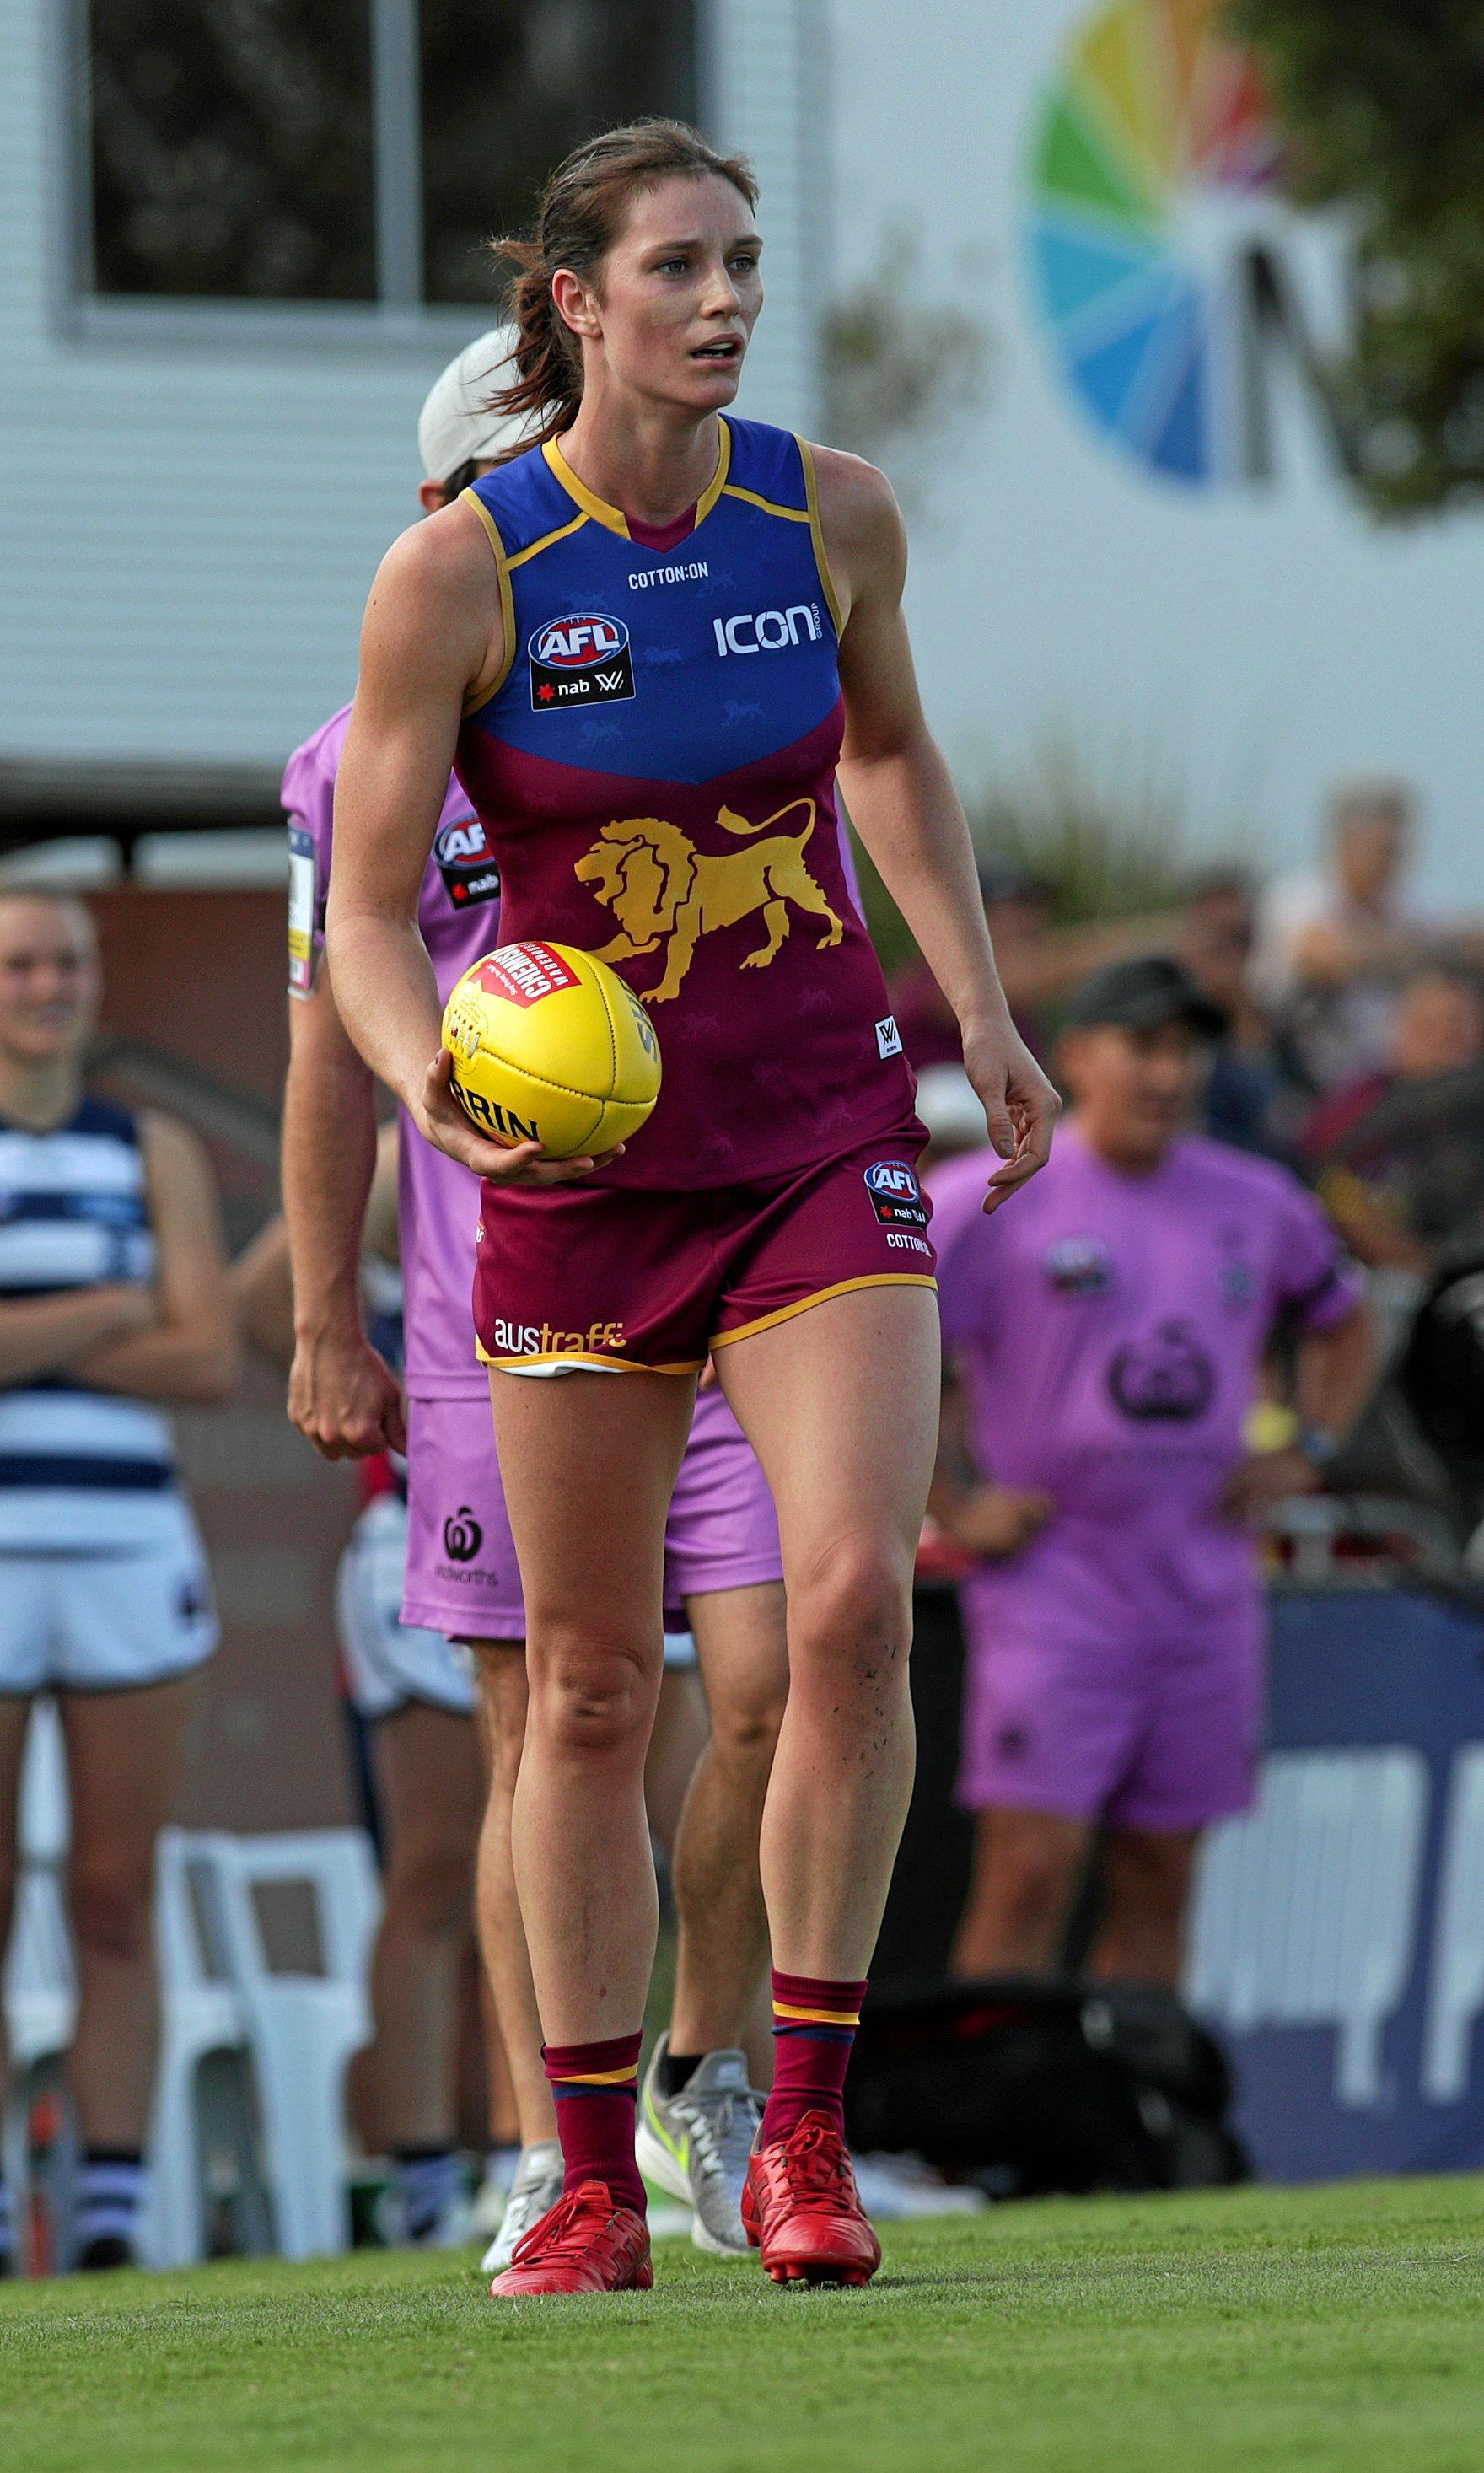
[284,707,782,1637]
[931,1123,1363,1832]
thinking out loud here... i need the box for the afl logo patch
[865,1159,929,1231]
[529,613,635,710]
[434,814,501,909]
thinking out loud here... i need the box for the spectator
[1250,780,1434,1093]
[889,863,1181,1073]
[1176,868,1292,1155]
[0,890,237,2273]
[1302,963,1484,1273]
[928,955,1374,1990]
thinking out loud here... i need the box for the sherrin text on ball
[442,940,661,1159]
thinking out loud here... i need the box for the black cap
[1064,954,1228,1039]
[977,859,1047,907]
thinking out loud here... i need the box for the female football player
[328,120,1057,2294]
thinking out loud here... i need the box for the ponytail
[487,119,758,459]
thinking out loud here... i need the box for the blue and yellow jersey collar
[540,420,734,541]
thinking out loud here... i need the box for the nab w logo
[529,613,636,711]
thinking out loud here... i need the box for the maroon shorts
[474,1131,937,1374]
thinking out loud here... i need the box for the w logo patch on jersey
[529,614,635,710]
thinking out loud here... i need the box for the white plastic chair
[18,1697,69,1864]
[141,1829,264,2267]
[3,1862,76,2242]
[3,1705,76,2260]
[193,1830,379,2259]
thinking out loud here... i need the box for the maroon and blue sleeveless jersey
[454,416,921,1190]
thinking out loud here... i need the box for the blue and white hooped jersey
[0,1098,181,1551]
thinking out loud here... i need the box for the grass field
[3,2178,1481,2473]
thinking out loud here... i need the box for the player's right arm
[928,1363,1053,1561]
[327,508,600,1190]
[282,976,406,1458]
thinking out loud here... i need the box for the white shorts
[0,1503,218,1696]
[337,1494,477,1722]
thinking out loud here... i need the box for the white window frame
[56,0,714,350]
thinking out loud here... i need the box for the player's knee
[788,1534,912,1692]
[532,1626,653,1757]
[707,1664,788,1766]
[481,1682,527,1799]
[69,1857,153,1964]
[384,1839,474,1938]
[989,1833,1080,1927]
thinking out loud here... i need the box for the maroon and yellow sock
[542,2031,647,2216]
[760,1970,868,2147]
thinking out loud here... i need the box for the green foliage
[822,225,990,487]
[1233,0,1484,516]
[3,2182,1484,2473]
[854,734,1208,972]
[964,732,1198,926]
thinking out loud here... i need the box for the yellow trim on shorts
[477,1340,704,1376]
[797,437,846,637]
[710,1273,938,1351]
[459,487,516,712]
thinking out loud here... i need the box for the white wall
[831,0,1484,909]
[0,0,824,793]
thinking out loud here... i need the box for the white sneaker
[479,2141,565,2277]
[470,2148,521,2244]
[850,2152,986,2220]
[636,2033,763,2256]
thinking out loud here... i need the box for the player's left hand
[1219,1446,1321,1524]
[961,1012,1062,1215]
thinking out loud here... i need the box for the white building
[7,0,1482,906]
[0,0,825,854]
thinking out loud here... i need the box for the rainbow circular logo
[1026,0,1280,485]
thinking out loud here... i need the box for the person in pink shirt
[929,955,1375,1988]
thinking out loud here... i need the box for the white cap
[417,327,531,482]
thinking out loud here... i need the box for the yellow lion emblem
[573,798,844,1004]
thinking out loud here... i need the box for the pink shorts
[473,1131,937,1374]
[401,1383,782,1640]
[956,1587,1264,1833]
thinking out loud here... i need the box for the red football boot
[488,2181,653,2298]
[741,2111,882,2288]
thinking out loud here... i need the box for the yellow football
[441,941,661,1160]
